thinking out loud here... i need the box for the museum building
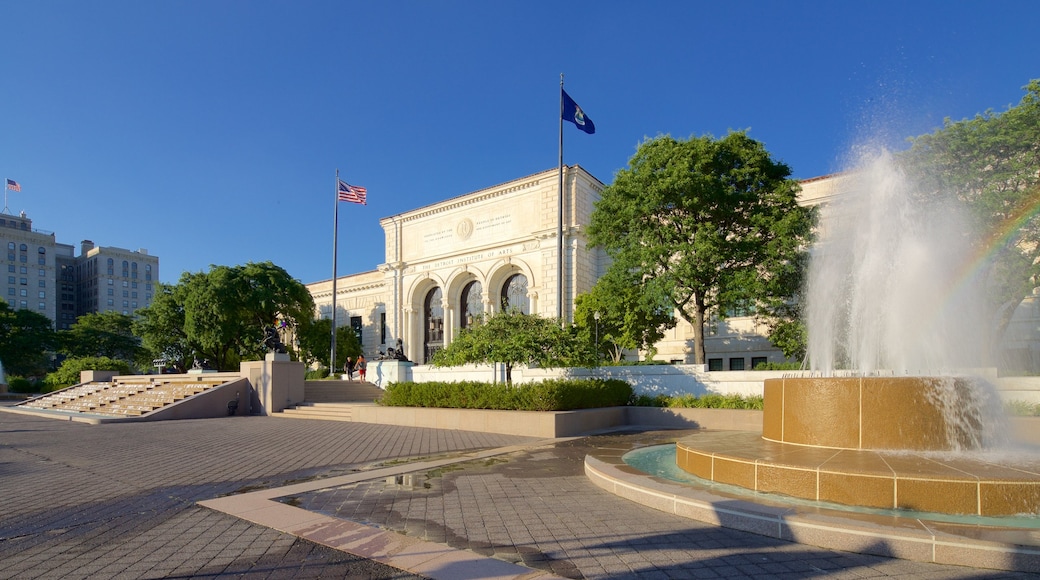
[305,166,846,368]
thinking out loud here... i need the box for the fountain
[675,152,1040,517]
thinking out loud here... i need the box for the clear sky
[1,1,1037,286]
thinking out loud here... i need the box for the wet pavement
[1,404,1036,578]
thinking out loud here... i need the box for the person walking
[357,354,367,382]
[344,357,355,381]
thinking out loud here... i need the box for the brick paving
[1,405,1036,579]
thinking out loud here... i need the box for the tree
[296,318,361,371]
[432,311,593,384]
[134,262,315,371]
[59,311,144,367]
[588,132,814,364]
[47,356,133,388]
[900,79,1040,345]
[0,302,57,377]
[574,266,675,362]
[133,283,193,372]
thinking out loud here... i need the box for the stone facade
[307,168,960,368]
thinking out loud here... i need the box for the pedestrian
[344,357,355,381]
[357,354,367,382]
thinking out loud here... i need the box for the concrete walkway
[1,404,1035,579]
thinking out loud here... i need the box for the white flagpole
[331,169,340,373]
[557,74,565,322]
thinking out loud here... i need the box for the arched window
[460,281,483,329]
[500,274,529,314]
[423,287,444,363]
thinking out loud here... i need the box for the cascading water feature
[672,150,1040,517]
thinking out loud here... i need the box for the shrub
[7,377,37,394]
[1006,400,1040,416]
[305,367,330,380]
[45,357,132,389]
[380,379,632,412]
[631,392,763,410]
[753,361,802,370]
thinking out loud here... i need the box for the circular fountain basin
[675,377,1040,517]
[763,376,999,451]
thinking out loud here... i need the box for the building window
[7,265,13,272]
[708,358,723,371]
[38,246,45,254]
[38,291,45,299]
[19,266,26,274]
[380,312,386,345]
[122,290,128,297]
[19,255,26,263]
[350,316,362,345]
[38,302,45,310]
[19,244,27,251]
[107,288,113,296]
[38,257,45,265]
[19,277,26,285]
[131,301,137,308]
[20,289,27,297]
[424,287,444,363]
[107,299,114,306]
[6,242,12,249]
[108,279,113,285]
[460,281,483,329]
[500,274,529,314]
[38,280,45,288]
[6,276,12,284]
[6,288,13,296]
[751,356,768,369]
[729,358,745,371]
[19,300,26,308]
[38,269,44,276]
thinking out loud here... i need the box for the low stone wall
[348,405,762,438]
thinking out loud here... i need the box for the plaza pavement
[1,402,1036,579]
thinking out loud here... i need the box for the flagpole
[557,74,565,322]
[331,169,340,373]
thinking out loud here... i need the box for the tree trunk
[692,294,706,365]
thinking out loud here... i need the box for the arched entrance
[500,273,529,314]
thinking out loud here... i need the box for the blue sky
[1,1,1037,286]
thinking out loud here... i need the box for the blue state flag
[562,89,595,134]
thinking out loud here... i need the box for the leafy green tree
[46,356,133,389]
[901,79,1040,343]
[296,318,361,371]
[588,132,814,364]
[0,302,57,377]
[59,311,144,367]
[133,262,315,371]
[574,266,675,362]
[432,310,594,384]
[133,283,193,372]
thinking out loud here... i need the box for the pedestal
[241,357,304,415]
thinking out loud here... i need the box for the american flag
[337,179,367,205]
[5,178,20,192]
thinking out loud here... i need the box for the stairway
[273,380,384,422]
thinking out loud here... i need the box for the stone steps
[303,381,384,403]
[276,402,356,422]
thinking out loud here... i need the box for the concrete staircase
[274,380,384,422]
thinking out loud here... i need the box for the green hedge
[380,379,633,412]
[630,392,764,410]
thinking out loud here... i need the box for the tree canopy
[295,317,361,371]
[59,311,144,366]
[900,79,1040,347]
[432,311,593,384]
[573,266,675,362]
[134,262,314,371]
[0,301,56,377]
[588,132,814,364]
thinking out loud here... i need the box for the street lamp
[593,311,601,358]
